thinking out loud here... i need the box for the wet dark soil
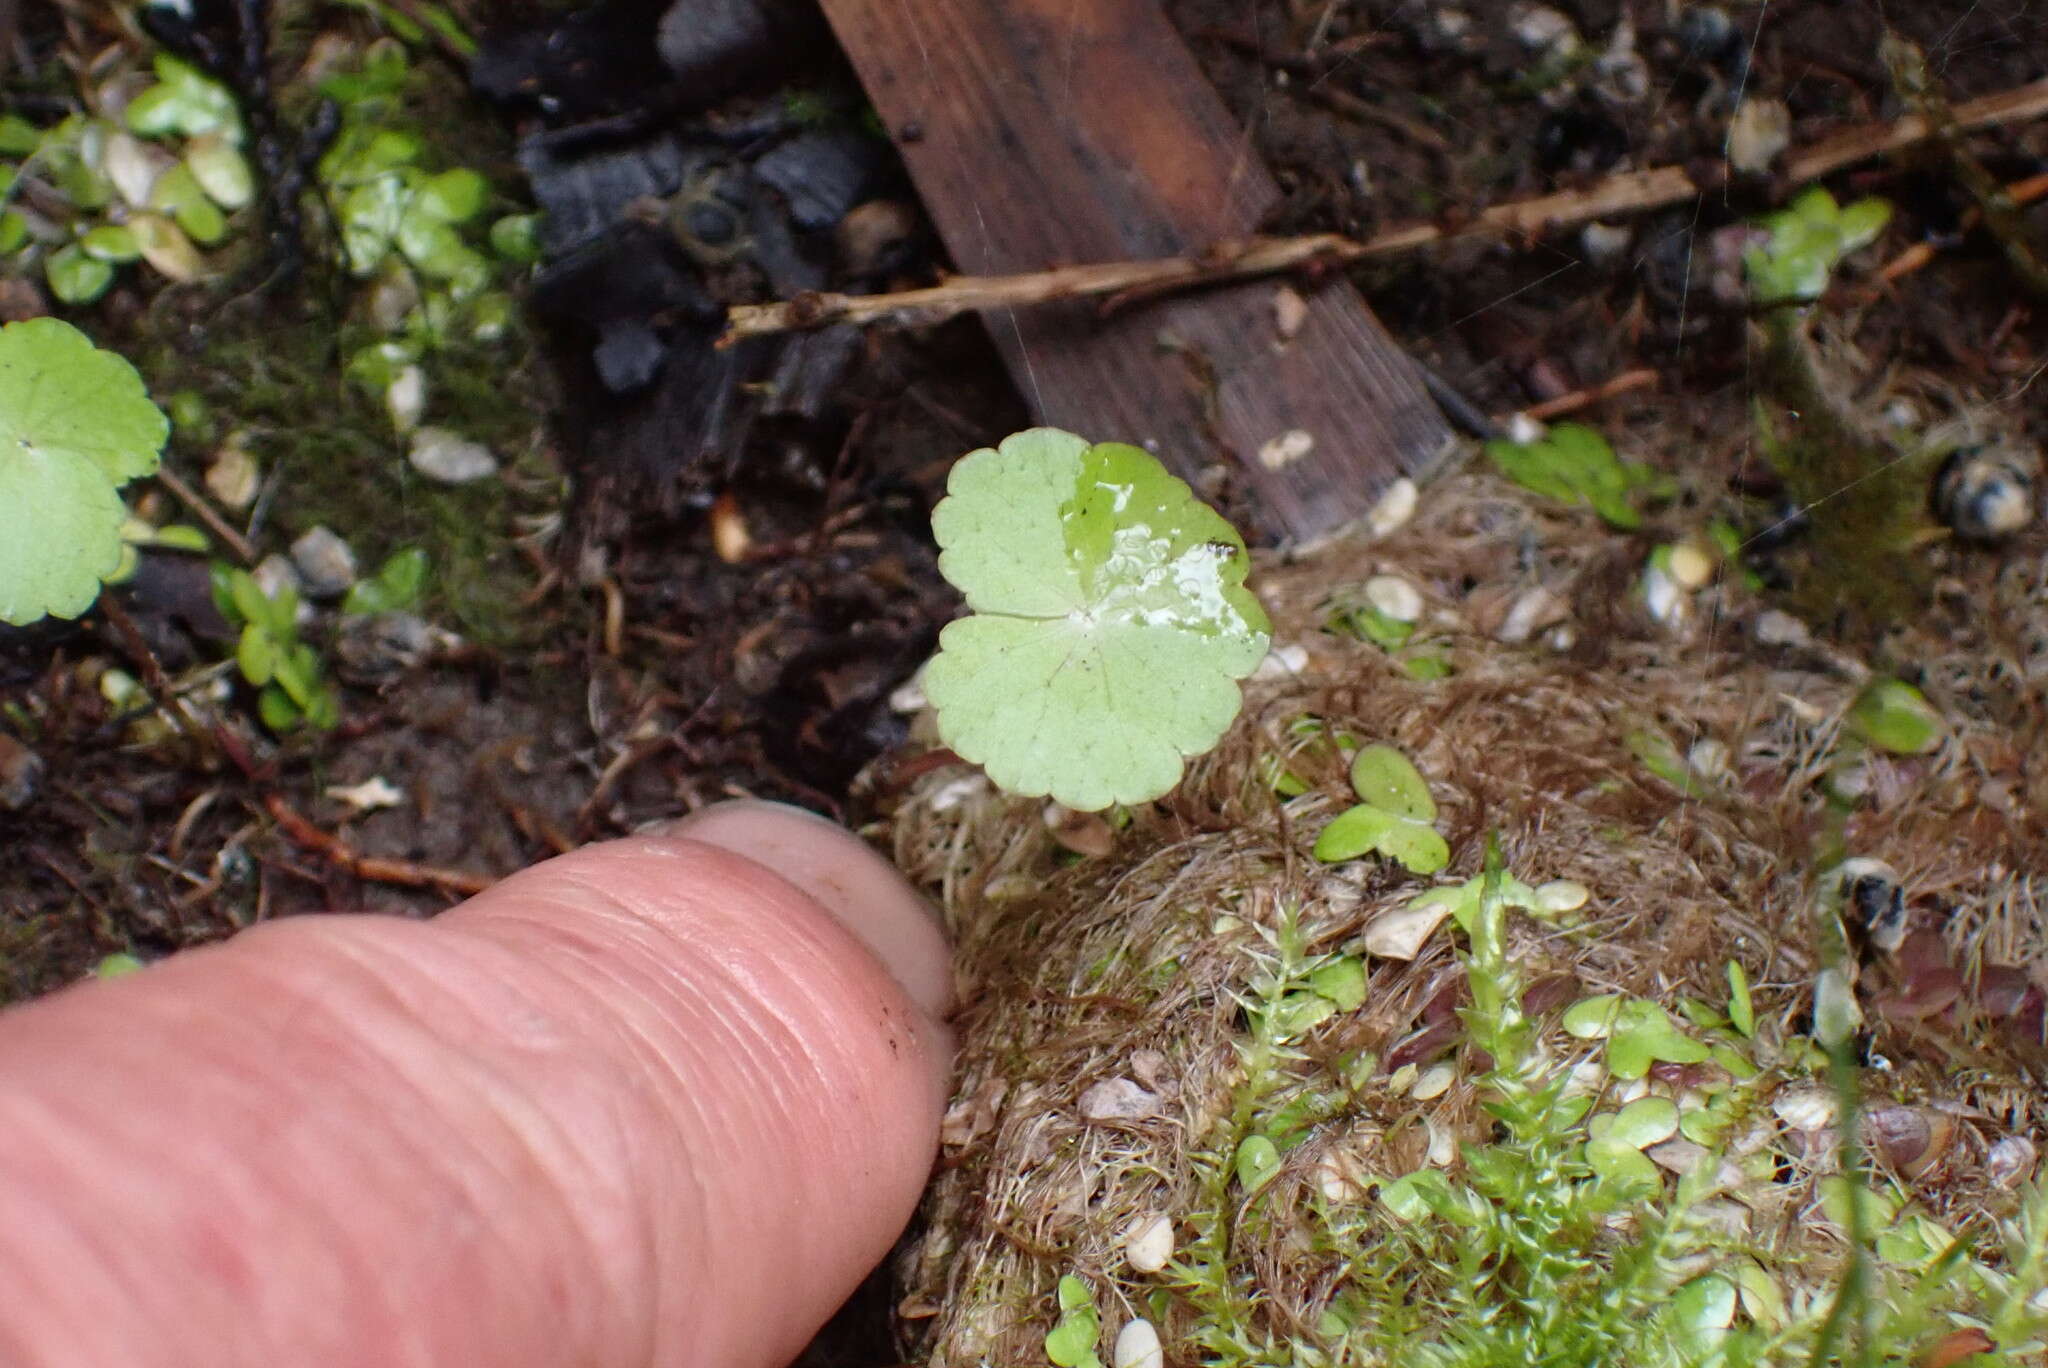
[2,0,2044,1016]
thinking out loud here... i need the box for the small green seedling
[1846,676,1945,755]
[1312,744,1448,874]
[1044,1275,1105,1368]
[1744,187,1892,305]
[925,429,1271,811]
[0,319,169,625]
[211,567,341,732]
[0,63,251,304]
[342,547,430,615]
[1561,994,1710,1080]
[1484,422,1673,529]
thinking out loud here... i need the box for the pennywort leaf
[925,429,1271,811]
[0,319,169,624]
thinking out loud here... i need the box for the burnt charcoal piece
[472,0,674,122]
[530,221,719,395]
[657,0,780,90]
[761,325,863,421]
[519,132,687,257]
[752,128,891,232]
[1535,103,1629,176]
[593,322,671,393]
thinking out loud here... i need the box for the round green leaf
[341,175,409,273]
[1309,956,1367,1011]
[1726,960,1755,1037]
[0,210,27,254]
[257,683,302,732]
[1669,1275,1737,1347]
[0,114,40,156]
[1607,1096,1679,1149]
[414,168,488,223]
[150,163,228,244]
[1312,802,1448,874]
[1561,994,1623,1039]
[1585,1135,1661,1190]
[185,134,254,210]
[0,319,167,488]
[1847,678,1944,755]
[80,224,141,263]
[1348,744,1436,821]
[45,244,114,304]
[0,440,125,623]
[1234,1134,1281,1190]
[125,55,241,142]
[489,212,542,262]
[925,430,1271,811]
[344,547,429,615]
[1313,802,1398,862]
[1379,1169,1451,1222]
[1269,990,1337,1037]
[1045,1313,1099,1368]
[237,622,278,685]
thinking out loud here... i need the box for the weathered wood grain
[816,0,1453,541]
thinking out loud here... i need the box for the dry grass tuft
[879,462,2047,1367]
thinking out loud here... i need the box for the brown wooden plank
[815,0,1454,542]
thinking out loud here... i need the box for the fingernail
[656,802,952,1020]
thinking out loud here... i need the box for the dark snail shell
[1933,446,2036,541]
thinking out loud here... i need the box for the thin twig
[722,74,2048,345]
[1514,367,1661,423]
[263,793,494,896]
[1877,172,2048,282]
[153,464,259,564]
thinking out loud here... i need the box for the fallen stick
[1513,368,1661,424]
[264,793,495,896]
[722,75,2048,345]
[1877,171,2048,283]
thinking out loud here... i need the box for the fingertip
[658,800,954,1022]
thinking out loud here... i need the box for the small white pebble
[1753,609,1810,648]
[253,553,305,605]
[1506,412,1547,446]
[1316,1149,1369,1202]
[1114,1317,1163,1368]
[1366,478,1419,537]
[888,669,928,714]
[1412,1061,1457,1100]
[1667,541,1716,590]
[1727,98,1791,175]
[1258,428,1315,470]
[1987,1135,2037,1188]
[408,427,498,485]
[1124,1213,1175,1273]
[1426,1115,1458,1166]
[1579,221,1633,266]
[1078,1078,1160,1122]
[1498,586,1568,643]
[290,525,358,599]
[204,437,260,511]
[385,366,427,433]
[1642,566,1685,628]
[1509,2,1578,52]
[926,773,989,812]
[1364,574,1423,623]
[1253,643,1310,679]
[1363,900,1452,960]
[1271,285,1308,341]
[1686,738,1731,780]
[1772,1087,1838,1133]
[324,776,405,812]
